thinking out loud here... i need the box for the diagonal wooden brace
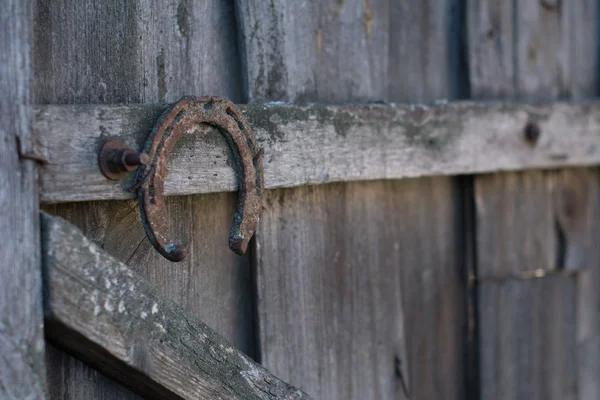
[41,212,308,400]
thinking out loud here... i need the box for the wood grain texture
[235,0,465,103]
[0,0,47,398]
[34,101,600,203]
[45,343,138,400]
[388,0,466,101]
[41,212,309,400]
[32,0,252,398]
[467,0,514,98]
[478,276,577,400]
[42,192,255,394]
[468,0,597,100]
[256,180,464,399]
[238,1,468,399]
[469,1,600,399]
[476,169,599,280]
[33,0,241,104]
[559,169,600,400]
[568,0,598,99]
[475,171,557,280]
[235,0,388,103]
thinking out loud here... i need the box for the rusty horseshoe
[134,96,264,262]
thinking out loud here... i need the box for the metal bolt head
[99,140,150,180]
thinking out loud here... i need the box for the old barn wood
[2,0,600,399]
[35,101,600,203]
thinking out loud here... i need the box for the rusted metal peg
[99,140,150,180]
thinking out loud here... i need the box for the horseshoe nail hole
[226,108,246,132]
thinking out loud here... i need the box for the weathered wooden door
[2,0,600,399]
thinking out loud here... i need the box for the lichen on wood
[42,212,310,400]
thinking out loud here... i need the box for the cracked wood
[0,0,47,398]
[35,101,600,203]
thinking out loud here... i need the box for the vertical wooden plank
[45,350,139,400]
[235,0,390,103]
[251,183,407,399]
[0,0,47,398]
[475,169,580,400]
[257,179,463,399]
[388,0,466,101]
[468,0,597,100]
[236,0,466,103]
[475,171,557,280]
[34,1,250,398]
[475,168,599,400]
[478,276,577,400]
[237,1,467,399]
[388,178,466,400]
[467,0,514,98]
[568,0,598,98]
[555,169,600,400]
[514,0,568,99]
[468,0,599,398]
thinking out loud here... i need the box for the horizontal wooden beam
[41,212,310,400]
[34,101,600,203]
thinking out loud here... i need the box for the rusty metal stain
[134,96,264,262]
